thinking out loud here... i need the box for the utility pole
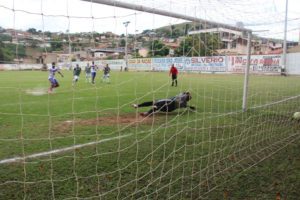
[123,21,130,70]
[299,25,300,45]
[283,0,288,70]
[134,29,138,58]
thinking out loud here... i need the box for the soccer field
[1,70,300,199]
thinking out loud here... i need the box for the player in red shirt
[169,64,178,87]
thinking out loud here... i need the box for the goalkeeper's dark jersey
[104,66,110,75]
[171,93,190,109]
[137,92,191,114]
[73,67,81,76]
[154,93,189,112]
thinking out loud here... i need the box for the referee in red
[169,64,178,87]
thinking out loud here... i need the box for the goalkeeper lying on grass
[133,92,195,117]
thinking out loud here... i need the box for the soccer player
[91,61,97,84]
[85,63,91,83]
[169,64,178,87]
[72,64,81,86]
[102,64,111,83]
[48,62,64,93]
[132,92,195,117]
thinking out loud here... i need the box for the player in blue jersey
[48,62,64,93]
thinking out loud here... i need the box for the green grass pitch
[0,70,300,199]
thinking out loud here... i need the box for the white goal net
[1,0,300,199]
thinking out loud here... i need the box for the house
[94,52,107,58]
[56,53,73,63]
[38,43,51,48]
[188,27,294,55]
[163,42,180,49]
[43,53,58,64]
[72,51,89,61]
[288,45,300,53]
[89,47,128,59]
[189,27,254,55]
[138,48,149,57]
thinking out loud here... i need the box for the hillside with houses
[0,22,299,65]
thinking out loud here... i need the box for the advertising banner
[152,56,226,72]
[228,55,282,74]
[0,54,293,75]
[185,56,226,72]
[128,58,152,71]
[152,57,188,71]
[99,59,125,70]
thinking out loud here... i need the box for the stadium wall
[286,53,300,74]
[1,53,300,75]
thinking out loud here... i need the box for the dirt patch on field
[25,88,48,96]
[52,113,155,134]
[77,114,153,126]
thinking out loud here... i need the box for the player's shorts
[73,75,79,81]
[155,99,176,112]
[91,72,96,78]
[172,74,177,80]
[103,73,110,78]
[86,73,91,77]
[49,77,59,87]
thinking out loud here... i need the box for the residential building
[288,45,300,53]
[138,48,149,57]
[188,27,298,55]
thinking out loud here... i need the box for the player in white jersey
[48,62,64,93]
[91,61,97,84]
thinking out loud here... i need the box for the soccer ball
[292,112,300,120]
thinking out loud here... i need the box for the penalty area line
[0,133,133,165]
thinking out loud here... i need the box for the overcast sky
[0,0,299,41]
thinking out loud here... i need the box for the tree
[147,40,169,57]
[44,31,52,37]
[0,41,18,62]
[0,34,12,42]
[51,38,63,51]
[174,33,221,57]
[120,39,126,47]
[0,41,9,62]
[5,43,26,58]
[27,28,37,34]
[0,26,5,33]
[132,49,143,58]
[111,41,116,48]
[184,24,190,35]
[29,40,39,48]
[142,29,151,34]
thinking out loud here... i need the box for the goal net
[1,0,300,199]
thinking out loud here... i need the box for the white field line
[0,133,133,165]
[250,94,300,110]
